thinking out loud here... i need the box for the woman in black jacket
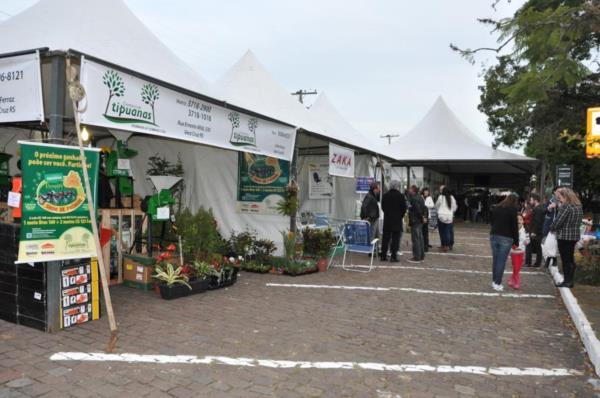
[489,194,519,292]
[551,187,584,288]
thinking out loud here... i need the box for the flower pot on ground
[158,283,192,300]
[153,262,191,300]
[316,258,328,272]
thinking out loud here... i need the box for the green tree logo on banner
[102,70,125,115]
[141,84,160,125]
[248,118,258,145]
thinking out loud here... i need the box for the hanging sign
[237,153,289,215]
[587,107,600,159]
[17,142,100,263]
[308,162,335,199]
[356,177,374,194]
[79,58,296,161]
[0,52,44,123]
[556,164,574,188]
[328,143,354,178]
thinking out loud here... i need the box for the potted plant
[283,259,318,276]
[302,228,336,272]
[153,262,192,300]
[188,260,217,293]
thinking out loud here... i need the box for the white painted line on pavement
[401,251,492,259]
[265,283,554,299]
[549,266,600,377]
[49,352,580,377]
[334,264,544,276]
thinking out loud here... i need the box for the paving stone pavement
[0,223,597,397]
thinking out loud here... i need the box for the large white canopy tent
[375,97,538,191]
[0,0,301,258]
[215,52,392,221]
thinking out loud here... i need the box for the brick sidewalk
[0,224,596,397]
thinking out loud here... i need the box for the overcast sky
[1,0,523,149]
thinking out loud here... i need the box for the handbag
[542,232,558,258]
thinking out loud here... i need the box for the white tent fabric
[215,50,322,134]
[100,136,289,253]
[215,51,389,156]
[298,154,373,222]
[376,96,536,162]
[309,93,374,152]
[0,0,214,97]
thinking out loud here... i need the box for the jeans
[525,236,542,265]
[490,234,513,285]
[422,222,429,251]
[369,219,380,252]
[557,239,577,284]
[411,222,425,260]
[381,229,402,259]
[438,221,454,248]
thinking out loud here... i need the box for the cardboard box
[123,254,156,286]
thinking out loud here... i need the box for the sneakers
[491,282,504,292]
[407,258,422,264]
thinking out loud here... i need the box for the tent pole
[45,53,66,333]
[65,57,118,352]
[289,144,299,233]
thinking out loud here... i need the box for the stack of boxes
[60,260,100,328]
[0,223,49,331]
[0,223,101,331]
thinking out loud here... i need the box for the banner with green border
[236,152,289,215]
[17,142,100,263]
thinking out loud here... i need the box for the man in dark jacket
[360,182,381,247]
[381,180,407,262]
[408,185,426,263]
[526,193,545,267]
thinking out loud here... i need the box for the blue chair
[341,220,378,272]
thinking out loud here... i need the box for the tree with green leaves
[102,70,125,115]
[452,0,600,205]
[141,84,160,125]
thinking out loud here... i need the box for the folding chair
[341,220,379,272]
[327,219,346,269]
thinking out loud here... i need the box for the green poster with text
[236,152,289,215]
[17,142,100,263]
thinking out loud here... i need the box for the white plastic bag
[542,232,558,258]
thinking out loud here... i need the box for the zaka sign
[329,143,355,178]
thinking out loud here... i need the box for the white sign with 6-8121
[0,52,44,123]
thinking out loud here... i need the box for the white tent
[377,96,537,175]
[0,0,213,96]
[0,0,295,252]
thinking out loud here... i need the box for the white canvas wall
[298,154,373,221]
[100,136,290,252]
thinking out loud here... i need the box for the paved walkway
[0,224,596,397]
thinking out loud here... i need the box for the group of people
[361,181,585,292]
[360,181,458,264]
[489,186,583,291]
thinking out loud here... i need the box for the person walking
[422,188,434,252]
[525,193,545,267]
[361,181,381,254]
[508,214,528,290]
[489,193,520,291]
[550,187,584,288]
[381,180,407,262]
[436,187,457,252]
[407,185,426,263]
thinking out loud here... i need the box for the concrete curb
[549,265,600,377]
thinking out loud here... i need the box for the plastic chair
[341,220,379,272]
